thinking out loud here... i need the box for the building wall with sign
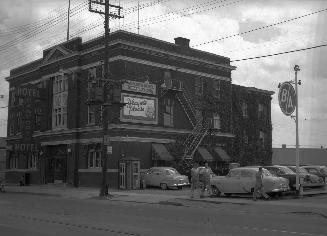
[5,30,273,188]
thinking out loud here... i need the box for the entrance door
[132,161,140,189]
[54,158,66,183]
[119,162,126,189]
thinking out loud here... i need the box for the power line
[193,7,327,47]
[230,42,327,62]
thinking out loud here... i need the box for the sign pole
[294,65,301,195]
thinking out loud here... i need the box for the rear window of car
[279,166,295,175]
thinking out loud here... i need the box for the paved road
[1,192,326,236]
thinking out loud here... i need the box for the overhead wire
[230,42,327,62]
[193,7,327,47]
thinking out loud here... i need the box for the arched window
[213,113,221,130]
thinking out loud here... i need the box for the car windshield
[289,167,308,175]
[166,169,179,175]
[279,166,295,174]
[262,169,271,176]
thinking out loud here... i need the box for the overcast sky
[0,0,326,148]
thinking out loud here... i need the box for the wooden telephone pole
[88,0,123,197]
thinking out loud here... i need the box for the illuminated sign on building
[122,80,156,95]
[121,93,158,124]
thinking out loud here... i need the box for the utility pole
[88,0,123,197]
[294,65,301,196]
[67,0,71,41]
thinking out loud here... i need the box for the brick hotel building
[5,30,274,189]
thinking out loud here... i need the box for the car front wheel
[211,185,221,197]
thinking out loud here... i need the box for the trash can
[25,173,30,186]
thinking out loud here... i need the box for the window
[213,113,221,130]
[9,156,18,169]
[28,154,38,169]
[213,79,221,99]
[88,149,102,168]
[259,130,266,147]
[258,103,266,119]
[228,169,240,178]
[195,77,203,96]
[163,98,174,127]
[9,123,15,136]
[241,170,253,178]
[52,74,68,129]
[242,101,248,118]
[87,105,95,124]
[243,130,248,144]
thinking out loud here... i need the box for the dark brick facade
[5,30,273,188]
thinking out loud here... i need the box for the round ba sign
[278,82,296,116]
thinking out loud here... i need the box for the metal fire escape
[160,78,209,160]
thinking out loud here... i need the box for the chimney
[282,144,286,148]
[174,37,190,47]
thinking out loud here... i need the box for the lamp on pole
[294,65,301,195]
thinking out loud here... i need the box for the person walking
[190,162,199,198]
[0,177,5,193]
[200,162,212,198]
[253,167,270,201]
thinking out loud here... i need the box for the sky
[0,0,326,148]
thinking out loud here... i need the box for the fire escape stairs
[176,89,209,160]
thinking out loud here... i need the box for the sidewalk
[3,184,327,209]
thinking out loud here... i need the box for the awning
[152,144,174,161]
[214,147,231,162]
[197,147,214,162]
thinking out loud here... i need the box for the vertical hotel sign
[121,80,157,124]
[14,85,44,140]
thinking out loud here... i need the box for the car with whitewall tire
[143,167,190,190]
[210,167,290,197]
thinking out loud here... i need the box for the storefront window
[28,154,38,169]
[9,156,18,169]
[88,149,102,168]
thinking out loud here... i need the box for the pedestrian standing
[200,162,212,198]
[0,177,5,193]
[190,162,199,198]
[253,167,270,201]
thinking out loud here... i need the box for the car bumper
[168,182,190,187]
[270,186,290,192]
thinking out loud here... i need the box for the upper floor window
[242,101,248,118]
[195,77,203,96]
[52,74,68,129]
[258,103,267,119]
[163,98,174,127]
[87,105,95,124]
[213,113,221,130]
[243,130,248,144]
[259,130,266,147]
[9,123,15,136]
[88,64,104,81]
[213,80,221,99]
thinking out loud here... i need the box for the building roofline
[233,84,275,95]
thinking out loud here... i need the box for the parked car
[210,167,290,197]
[287,166,325,187]
[302,165,327,183]
[142,167,190,190]
[264,165,297,190]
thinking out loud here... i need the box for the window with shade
[88,149,102,168]
[163,98,174,127]
[52,74,68,129]
[213,113,221,130]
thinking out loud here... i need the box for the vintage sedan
[210,167,290,197]
[265,165,297,190]
[143,167,190,190]
[302,165,327,183]
[287,166,325,187]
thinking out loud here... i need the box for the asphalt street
[0,191,327,236]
